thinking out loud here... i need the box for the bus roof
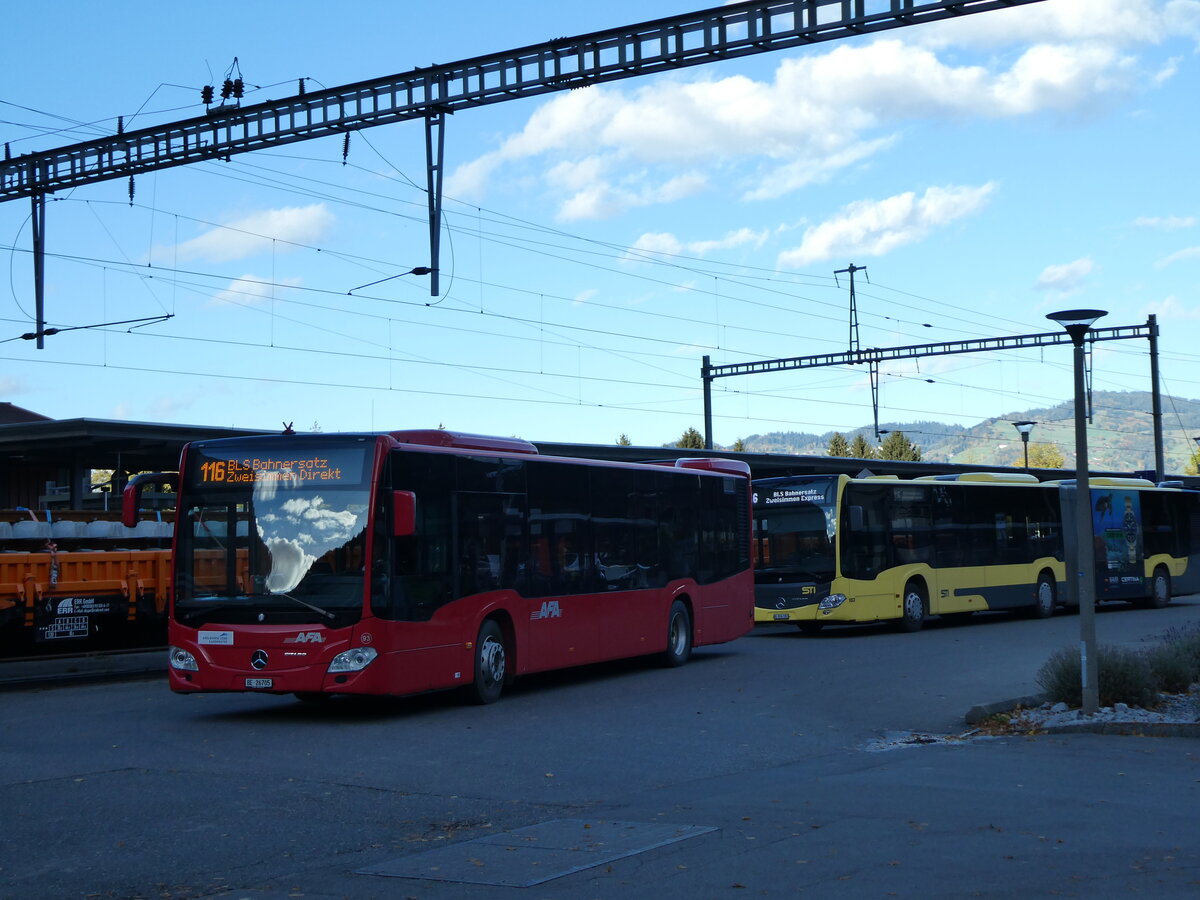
[390,429,539,455]
[914,472,1040,484]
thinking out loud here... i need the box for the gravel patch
[864,686,1200,751]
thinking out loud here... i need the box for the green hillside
[733,391,1200,475]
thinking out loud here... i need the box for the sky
[2,0,1199,466]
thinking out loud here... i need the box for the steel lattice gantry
[701,316,1168,480]
[1,0,1045,328]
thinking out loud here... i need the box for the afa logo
[284,631,326,644]
[530,600,562,621]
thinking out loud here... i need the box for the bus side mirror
[848,506,864,532]
[392,490,417,537]
[121,472,179,527]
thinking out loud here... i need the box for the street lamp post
[1047,308,1106,716]
[1013,420,1037,469]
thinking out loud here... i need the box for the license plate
[245,677,273,689]
[773,613,789,620]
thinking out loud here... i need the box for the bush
[1146,642,1199,694]
[1142,623,1200,694]
[1096,645,1159,708]
[1037,644,1159,709]
[1036,647,1082,707]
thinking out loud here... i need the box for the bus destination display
[193,448,366,487]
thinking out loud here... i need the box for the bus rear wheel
[1145,567,1171,609]
[663,600,693,667]
[470,619,508,704]
[896,582,927,633]
[1031,573,1056,619]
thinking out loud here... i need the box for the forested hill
[731,391,1200,474]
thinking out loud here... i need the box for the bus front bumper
[754,604,820,624]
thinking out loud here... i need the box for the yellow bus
[753,472,1200,633]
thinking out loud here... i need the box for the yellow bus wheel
[896,582,927,633]
[1030,572,1056,619]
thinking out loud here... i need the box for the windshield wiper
[275,591,335,620]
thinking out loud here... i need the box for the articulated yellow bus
[753,472,1200,633]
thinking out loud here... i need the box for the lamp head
[1047,309,1107,345]
[1013,420,1037,439]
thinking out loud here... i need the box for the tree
[848,434,876,459]
[827,432,850,457]
[732,438,746,452]
[616,434,632,446]
[1027,442,1066,469]
[1188,447,1200,476]
[879,431,922,461]
[675,427,705,449]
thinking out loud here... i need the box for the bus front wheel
[1031,573,1056,619]
[1145,567,1171,610]
[663,600,693,667]
[470,619,508,704]
[896,582,927,633]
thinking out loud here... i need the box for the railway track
[0,645,165,690]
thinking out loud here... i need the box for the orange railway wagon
[0,511,173,653]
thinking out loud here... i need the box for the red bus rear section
[164,430,753,703]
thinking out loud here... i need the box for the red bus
[152,429,753,703]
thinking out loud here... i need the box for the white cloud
[1035,258,1095,293]
[776,183,996,268]
[1134,215,1197,229]
[913,0,1200,49]
[150,392,207,419]
[211,274,302,306]
[623,227,770,263]
[172,204,334,263]
[625,232,684,260]
[1155,246,1200,268]
[447,24,1150,219]
[1146,295,1200,320]
[688,227,769,255]
[1155,55,1182,84]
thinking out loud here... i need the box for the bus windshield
[175,440,373,627]
[754,477,838,584]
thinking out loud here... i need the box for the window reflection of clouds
[252,471,367,593]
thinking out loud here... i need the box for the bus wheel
[1031,573,1056,619]
[471,619,507,704]
[663,600,693,667]
[1146,567,1171,609]
[896,582,927,633]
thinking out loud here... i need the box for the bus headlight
[819,593,848,610]
[328,647,378,673]
[169,646,199,671]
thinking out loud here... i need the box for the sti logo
[530,600,562,621]
[284,632,326,644]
